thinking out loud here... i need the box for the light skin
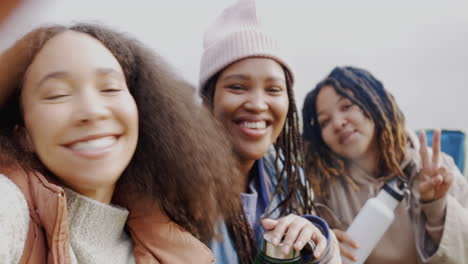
[316,85,379,176]
[21,31,139,204]
[316,86,453,262]
[213,57,326,258]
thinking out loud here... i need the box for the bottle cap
[383,178,407,201]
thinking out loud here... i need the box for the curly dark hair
[302,66,407,198]
[0,23,242,242]
[200,61,315,263]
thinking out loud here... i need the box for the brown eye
[101,88,122,93]
[227,84,245,91]
[319,119,330,128]
[342,103,353,111]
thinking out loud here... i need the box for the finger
[442,168,455,186]
[261,218,278,231]
[332,228,345,242]
[293,225,313,251]
[419,177,435,195]
[312,230,327,259]
[419,131,429,170]
[333,229,359,248]
[439,167,454,193]
[281,218,308,254]
[269,214,295,246]
[339,243,358,262]
[432,129,441,169]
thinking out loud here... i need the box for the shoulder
[0,173,30,263]
[0,173,29,211]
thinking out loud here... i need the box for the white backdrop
[2,0,468,168]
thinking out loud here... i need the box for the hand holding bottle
[418,130,455,202]
[333,228,359,263]
[262,214,327,259]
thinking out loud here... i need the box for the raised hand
[418,130,454,202]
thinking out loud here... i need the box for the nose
[73,89,111,125]
[332,114,347,132]
[243,89,268,113]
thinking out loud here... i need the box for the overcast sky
[2,0,468,135]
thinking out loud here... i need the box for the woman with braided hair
[302,66,468,264]
[199,0,341,263]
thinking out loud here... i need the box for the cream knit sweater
[0,174,136,264]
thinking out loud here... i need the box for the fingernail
[294,241,302,249]
[272,237,279,245]
[314,250,322,258]
[263,233,272,242]
[282,245,290,255]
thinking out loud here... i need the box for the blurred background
[2,0,468,170]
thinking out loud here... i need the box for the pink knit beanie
[199,0,294,88]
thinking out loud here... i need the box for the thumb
[261,218,278,230]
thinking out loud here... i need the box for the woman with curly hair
[302,66,468,264]
[0,23,241,263]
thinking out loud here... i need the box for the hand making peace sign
[418,129,455,202]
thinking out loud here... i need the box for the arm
[418,156,468,264]
[0,174,30,264]
[414,131,468,263]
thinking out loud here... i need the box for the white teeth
[240,121,267,129]
[70,136,116,151]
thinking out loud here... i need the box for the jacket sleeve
[0,174,30,264]
[114,193,215,264]
[415,154,468,264]
[302,215,342,264]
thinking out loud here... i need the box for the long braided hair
[302,66,408,198]
[201,62,314,263]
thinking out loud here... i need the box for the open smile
[234,120,271,139]
[64,134,120,159]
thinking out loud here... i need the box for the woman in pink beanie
[199,0,341,263]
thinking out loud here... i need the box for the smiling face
[316,85,377,164]
[21,31,139,202]
[212,58,289,166]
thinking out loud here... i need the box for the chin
[236,150,267,162]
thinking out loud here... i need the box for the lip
[63,134,120,159]
[234,118,271,140]
[338,130,355,145]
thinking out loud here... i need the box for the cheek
[212,94,235,123]
[121,95,138,119]
[23,104,64,148]
[272,96,289,123]
[321,128,333,147]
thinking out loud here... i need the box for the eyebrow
[37,71,69,88]
[37,68,123,87]
[221,74,250,82]
[220,74,286,83]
